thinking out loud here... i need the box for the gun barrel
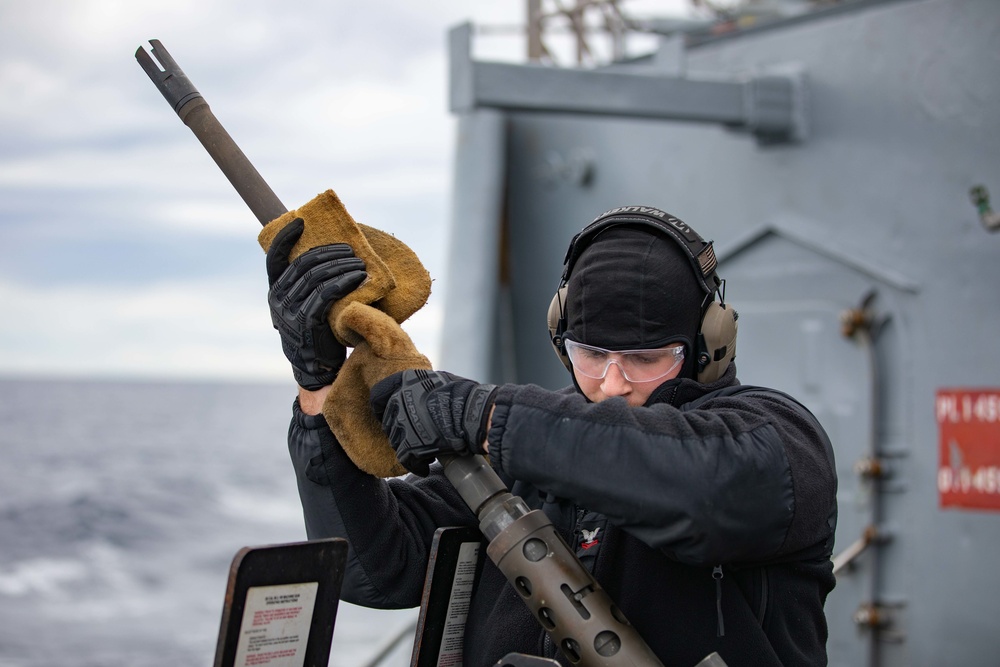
[441,455,665,667]
[135,39,286,226]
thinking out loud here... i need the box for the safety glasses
[564,339,685,383]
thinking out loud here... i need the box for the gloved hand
[266,218,368,390]
[370,369,498,476]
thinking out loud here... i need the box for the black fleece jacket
[287,365,837,666]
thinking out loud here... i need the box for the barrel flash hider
[442,456,665,666]
[259,189,432,478]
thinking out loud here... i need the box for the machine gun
[136,39,725,667]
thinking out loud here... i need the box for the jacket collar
[644,363,739,407]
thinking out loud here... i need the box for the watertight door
[718,224,911,667]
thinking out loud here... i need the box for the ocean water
[0,378,417,667]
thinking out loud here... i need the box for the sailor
[268,206,838,666]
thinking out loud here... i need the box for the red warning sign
[936,389,1000,511]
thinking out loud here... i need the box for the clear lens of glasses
[565,339,685,383]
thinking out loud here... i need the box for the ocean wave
[0,379,412,667]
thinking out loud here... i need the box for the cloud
[0,0,692,380]
[0,0,494,380]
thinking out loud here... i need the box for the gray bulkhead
[440,1,1000,665]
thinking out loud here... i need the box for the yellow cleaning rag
[258,190,432,477]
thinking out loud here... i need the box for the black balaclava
[563,225,705,379]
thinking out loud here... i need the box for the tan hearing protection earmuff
[547,206,738,384]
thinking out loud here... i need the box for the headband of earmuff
[547,205,737,384]
[562,206,721,295]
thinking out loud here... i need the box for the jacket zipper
[543,631,556,659]
[757,566,768,625]
[712,565,725,637]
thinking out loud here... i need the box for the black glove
[370,369,498,476]
[266,218,367,390]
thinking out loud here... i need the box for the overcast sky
[0,0,692,383]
